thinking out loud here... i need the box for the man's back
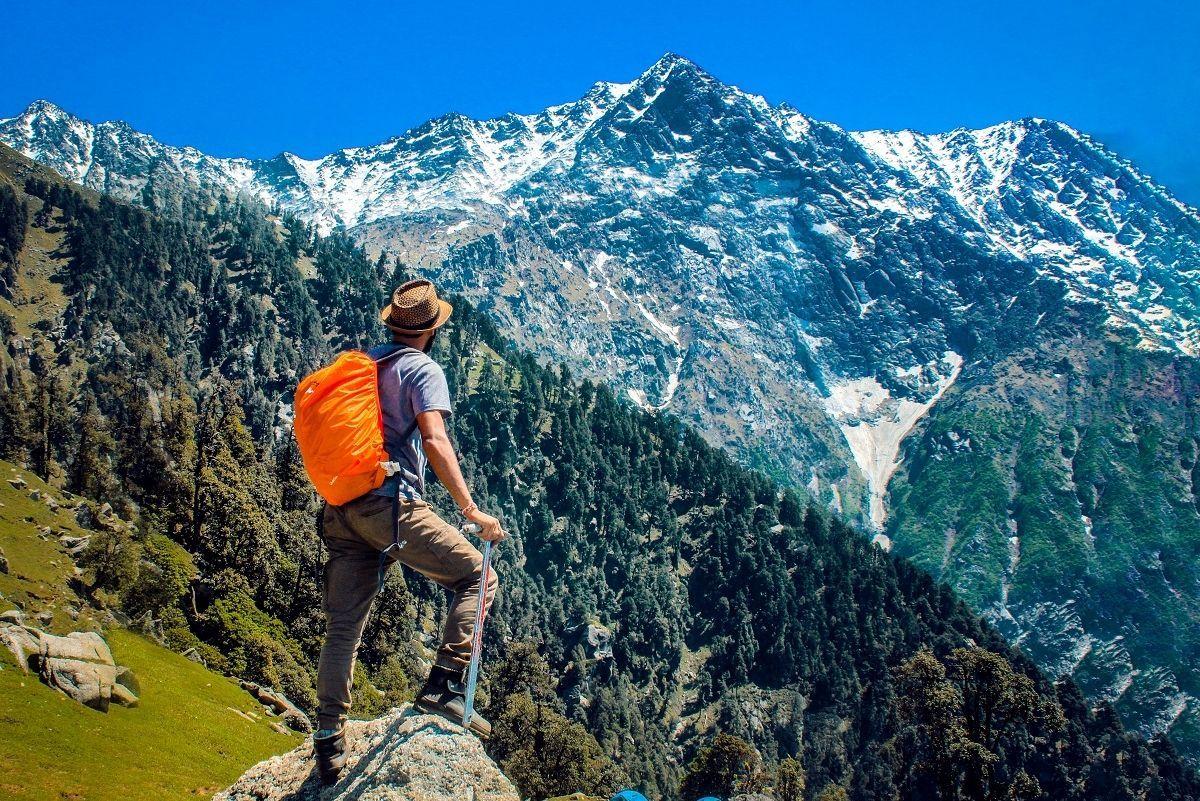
[367,344,452,500]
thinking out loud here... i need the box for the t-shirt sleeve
[409,361,453,417]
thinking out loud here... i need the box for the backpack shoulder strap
[373,345,422,443]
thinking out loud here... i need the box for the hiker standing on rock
[295,279,505,784]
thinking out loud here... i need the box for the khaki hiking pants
[315,493,499,730]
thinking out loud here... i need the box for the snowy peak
[852,117,1200,354]
[3,55,1200,359]
[7,100,96,184]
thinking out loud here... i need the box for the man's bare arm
[417,410,504,541]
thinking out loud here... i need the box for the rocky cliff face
[5,56,1198,522]
[215,706,519,801]
[4,54,1200,759]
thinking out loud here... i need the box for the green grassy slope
[0,463,298,800]
[0,461,102,632]
[886,326,1200,759]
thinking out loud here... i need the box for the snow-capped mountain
[5,53,1200,760]
[5,58,1198,510]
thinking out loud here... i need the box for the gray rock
[0,546,7,575]
[110,681,139,708]
[214,705,519,801]
[586,621,614,661]
[0,624,137,710]
[28,488,41,502]
[239,680,313,734]
[34,610,53,625]
[7,476,27,490]
[35,629,113,663]
[181,647,207,666]
[74,505,96,529]
[115,664,140,695]
[38,656,121,710]
[0,623,40,669]
[59,535,90,556]
[282,709,313,735]
[0,609,24,625]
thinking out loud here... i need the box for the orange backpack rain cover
[293,351,389,506]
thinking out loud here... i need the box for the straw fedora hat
[380,279,453,334]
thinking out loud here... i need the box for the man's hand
[418,410,507,543]
[465,507,506,542]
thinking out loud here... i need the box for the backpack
[293,349,405,506]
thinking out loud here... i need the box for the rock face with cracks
[0,623,139,711]
[214,705,519,801]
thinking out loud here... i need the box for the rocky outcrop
[215,705,519,801]
[585,622,613,661]
[0,624,138,711]
[239,679,313,734]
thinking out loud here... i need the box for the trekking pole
[460,522,491,728]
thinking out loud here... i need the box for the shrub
[679,732,768,800]
[490,693,624,800]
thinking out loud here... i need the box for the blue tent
[610,792,649,801]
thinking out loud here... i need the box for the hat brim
[380,298,453,334]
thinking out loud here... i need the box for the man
[313,278,505,784]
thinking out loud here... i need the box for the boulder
[75,504,97,529]
[283,709,314,735]
[0,623,40,668]
[111,682,140,708]
[0,546,7,575]
[59,534,91,556]
[0,624,138,711]
[586,621,614,660]
[215,705,519,801]
[239,680,313,734]
[0,609,25,625]
[7,476,27,490]
[38,656,122,710]
[30,628,113,663]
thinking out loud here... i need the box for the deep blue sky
[3,0,1199,204]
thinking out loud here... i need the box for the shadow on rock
[214,704,519,801]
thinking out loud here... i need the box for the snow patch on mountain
[823,352,963,528]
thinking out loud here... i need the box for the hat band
[389,307,438,331]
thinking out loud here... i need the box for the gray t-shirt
[367,344,453,500]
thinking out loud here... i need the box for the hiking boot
[313,727,347,785]
[413,664,492,739]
